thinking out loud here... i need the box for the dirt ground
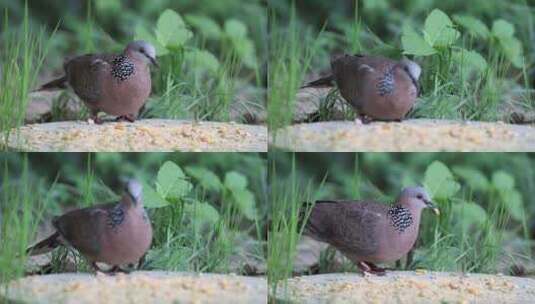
[271,119,535,152]
[2,271,267,304]
[273,271,535,304]
[5,119,267,152]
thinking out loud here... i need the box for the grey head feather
[126,179,143,204]
[400,58,421,81]
[125,40,157,65]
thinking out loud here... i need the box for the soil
[5,119,267,152]
[273,271,535,304]
[271,119,535,151]
[2,271,267,304]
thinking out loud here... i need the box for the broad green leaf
[94,0,121,13]
[134,24,168,56]
[401,24,437,56]
[224,19,248,39]
[424,161,460,200]
[452,49,488,72]
[231,38,257,68]
[142,182,169,208]
[184,49,220,74]
[497,36,523,68]
[231,188,257,220]
[156,161,192,200]
[224,171,248,191]
[184,200,220,228]
[452,166,489,192]
[423,9,459,47]
[452,15,489,39]
[185,166,223,192]
[502,190,524,221]
[491,19,515,38]
[185,14,222,40]
[362,0,389,10]
[492,171,515,192]
[156,9,192,48]
[452,202,488,233]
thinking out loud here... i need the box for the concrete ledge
[273,271,535,304]
[271,119,535,151]
[6,119,267,152]
[2,271,267,304]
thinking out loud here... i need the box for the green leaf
[230,188,257,220]
[452,49,488,72]
[185,14,222,40]
[183,200,220,229]
[156,9,193,49]
[452,15,489,39]
[224,171,256,220]
[423,9,460,47]
[502,190,524,221]
[223,19,256,68]
[362,0,389,10]
[224,19,248,40]
[424,161,460,200]
[224,171,248,191]
[452,166,489,192]
[401,24,437,56]
[156,161,192,200]
[142,182,169,208]
[231,38,257,68]
[134,24,168,56]
[492,171,515,192]
[184,49,220,74]
[452,202,488,233]
[185,166,223,192]
[491,19,515,38]
[497,36,523,68]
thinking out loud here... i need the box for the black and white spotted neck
[107,204,125,230]
[375,67,395,96]
[111,55,135,81]
[387,205,413,233]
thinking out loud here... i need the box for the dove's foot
[358,261,386,276]
[116,114,136,123]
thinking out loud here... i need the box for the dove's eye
[416,194,423,199]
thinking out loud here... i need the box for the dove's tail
[26,232,61,256]
[34,76,67,92]
[301,75,334,89]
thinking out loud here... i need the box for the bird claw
[115,115,136,123]
[88,117,103,124]
[358,261,387,276]
[354,115,373,125]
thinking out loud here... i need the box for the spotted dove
[303,54,421,123]
[303,186,439,275]
[27,180,152,273]
[37,41,158,124]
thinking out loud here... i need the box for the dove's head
[400,58,422,81]
[124,179,143,205]
[125,40,158,67]
[397,186,439,215]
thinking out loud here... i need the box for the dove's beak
[425,200,440,216]
[149,56,159,68]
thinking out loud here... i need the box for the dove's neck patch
[107,204,125,230]
[376,67,395,96]
[387,205,413,233]
[111,55,135,81]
